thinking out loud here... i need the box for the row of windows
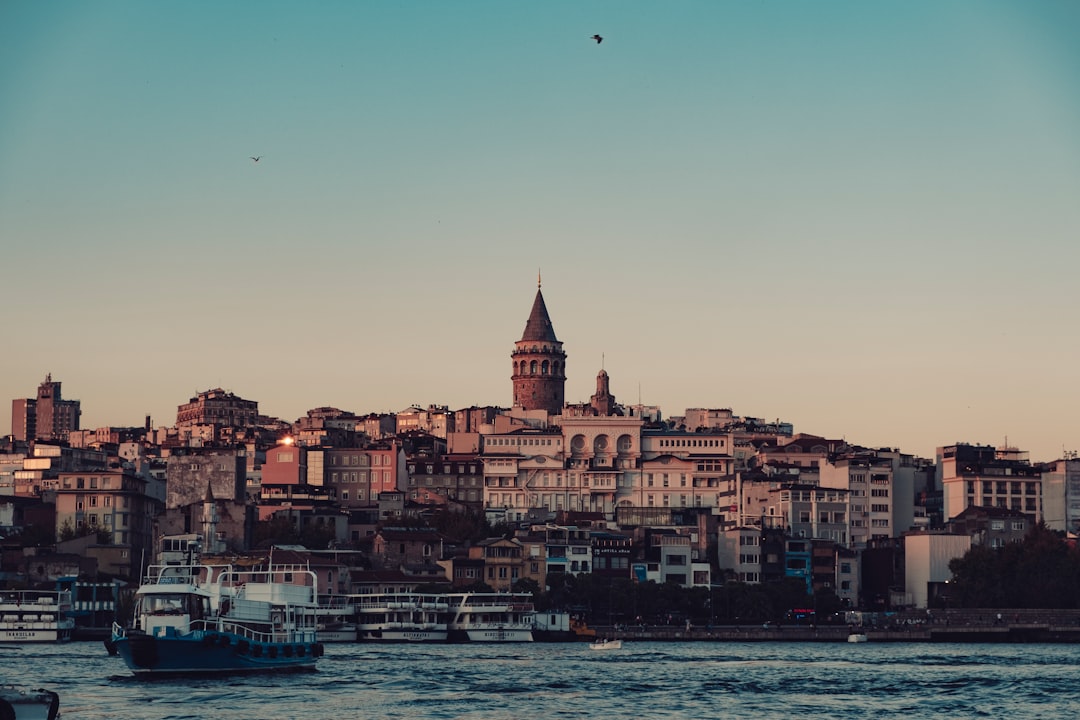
[967,496,1039,512]
[409,465,479,474]
[965,481,1039,495]
[329,454,388,466]
[514,359,562,376]
[488,437,558,447]
[656,438,725,448]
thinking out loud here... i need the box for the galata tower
[511,276,566,414]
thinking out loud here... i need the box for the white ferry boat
[0,590,75,643]
[315,595,358,642]
[446,592,534,642]
[354,593,449,642]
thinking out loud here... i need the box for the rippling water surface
[5,640,1080,719]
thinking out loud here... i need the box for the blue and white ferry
[111,560,324,676]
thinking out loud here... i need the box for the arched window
[553,361,560,376]
[542,360,549,375]
[530,360,538,374]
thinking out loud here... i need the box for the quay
[589,609,1080,643]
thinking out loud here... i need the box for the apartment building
[938,443,1042,523]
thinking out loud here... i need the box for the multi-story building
[947,504,1032,547]
[302,444,405,508]
[175,388,258,429]
[778,483,850,545]
[371,527,443,569]
[405,455,485,507]
[819,452,896,548]
[54,469,161,576]
[14,443,107,496]
[10,375,81,442]
[1040,457,1080,533]
[471,537,526,591]
[938,443,1043,523]
[261,439,306,485]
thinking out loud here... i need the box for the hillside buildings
[3,280,1078,613]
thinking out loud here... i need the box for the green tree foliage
[253,516,300,548]
[948,523,1080,608]
[535,574,819,626]
[428,508,493,544]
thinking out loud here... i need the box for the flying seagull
[591,34,603,44]
[250,156,262,162]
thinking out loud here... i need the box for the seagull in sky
[250,156,262,162]
[591,34,603,44]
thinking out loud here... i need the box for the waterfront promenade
[593,608,1080,643]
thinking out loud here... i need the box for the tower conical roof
[520,287,559,343]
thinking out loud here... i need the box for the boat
[847,633,868,643]
[0,686,60,720]
[353,593,449,642]
[0,589,75,643]
[588,637,623,650]
[315,595,358,643]
[110,561,324,676]
[445,592,535,642]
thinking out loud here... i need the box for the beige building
[54,470,161,577]
[938,443,1042,523]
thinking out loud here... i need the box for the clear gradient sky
[2,1,1079,462]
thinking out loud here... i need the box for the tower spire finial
[538,268,542,289]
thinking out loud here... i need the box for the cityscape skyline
[3,2,1078,463]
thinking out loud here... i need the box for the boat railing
[0,590,73,608]
[189,619,317,644]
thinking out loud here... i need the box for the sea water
[4,640,1080,719]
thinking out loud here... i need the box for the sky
[2,1,1079,463]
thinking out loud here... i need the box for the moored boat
[315,595,358,643]
[446,592,534,642]
[0,590,75,643]
[0,686,60,720]
[354,593,449,642]
[110,561,324,676]
[847,633,868,643]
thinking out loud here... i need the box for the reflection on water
[5,640,1080,719]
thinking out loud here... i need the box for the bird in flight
[250,156,262,162]
[591,34,603,44]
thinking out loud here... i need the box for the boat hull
[0,687,60,720]
[448,627,534,642]
[358,628,448,642]
[113,631,322,676]
[0,627,73,643]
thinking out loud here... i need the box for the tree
[253,516,300,548]
[948,522,1080,608]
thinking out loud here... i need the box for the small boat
[589,638,623,650]
[446,592,535,642]
[0,686,60,720]
[847,633,868,643]
[0,590,75,643]
[111,560,324,676]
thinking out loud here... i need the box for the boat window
[141,594,190,615]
